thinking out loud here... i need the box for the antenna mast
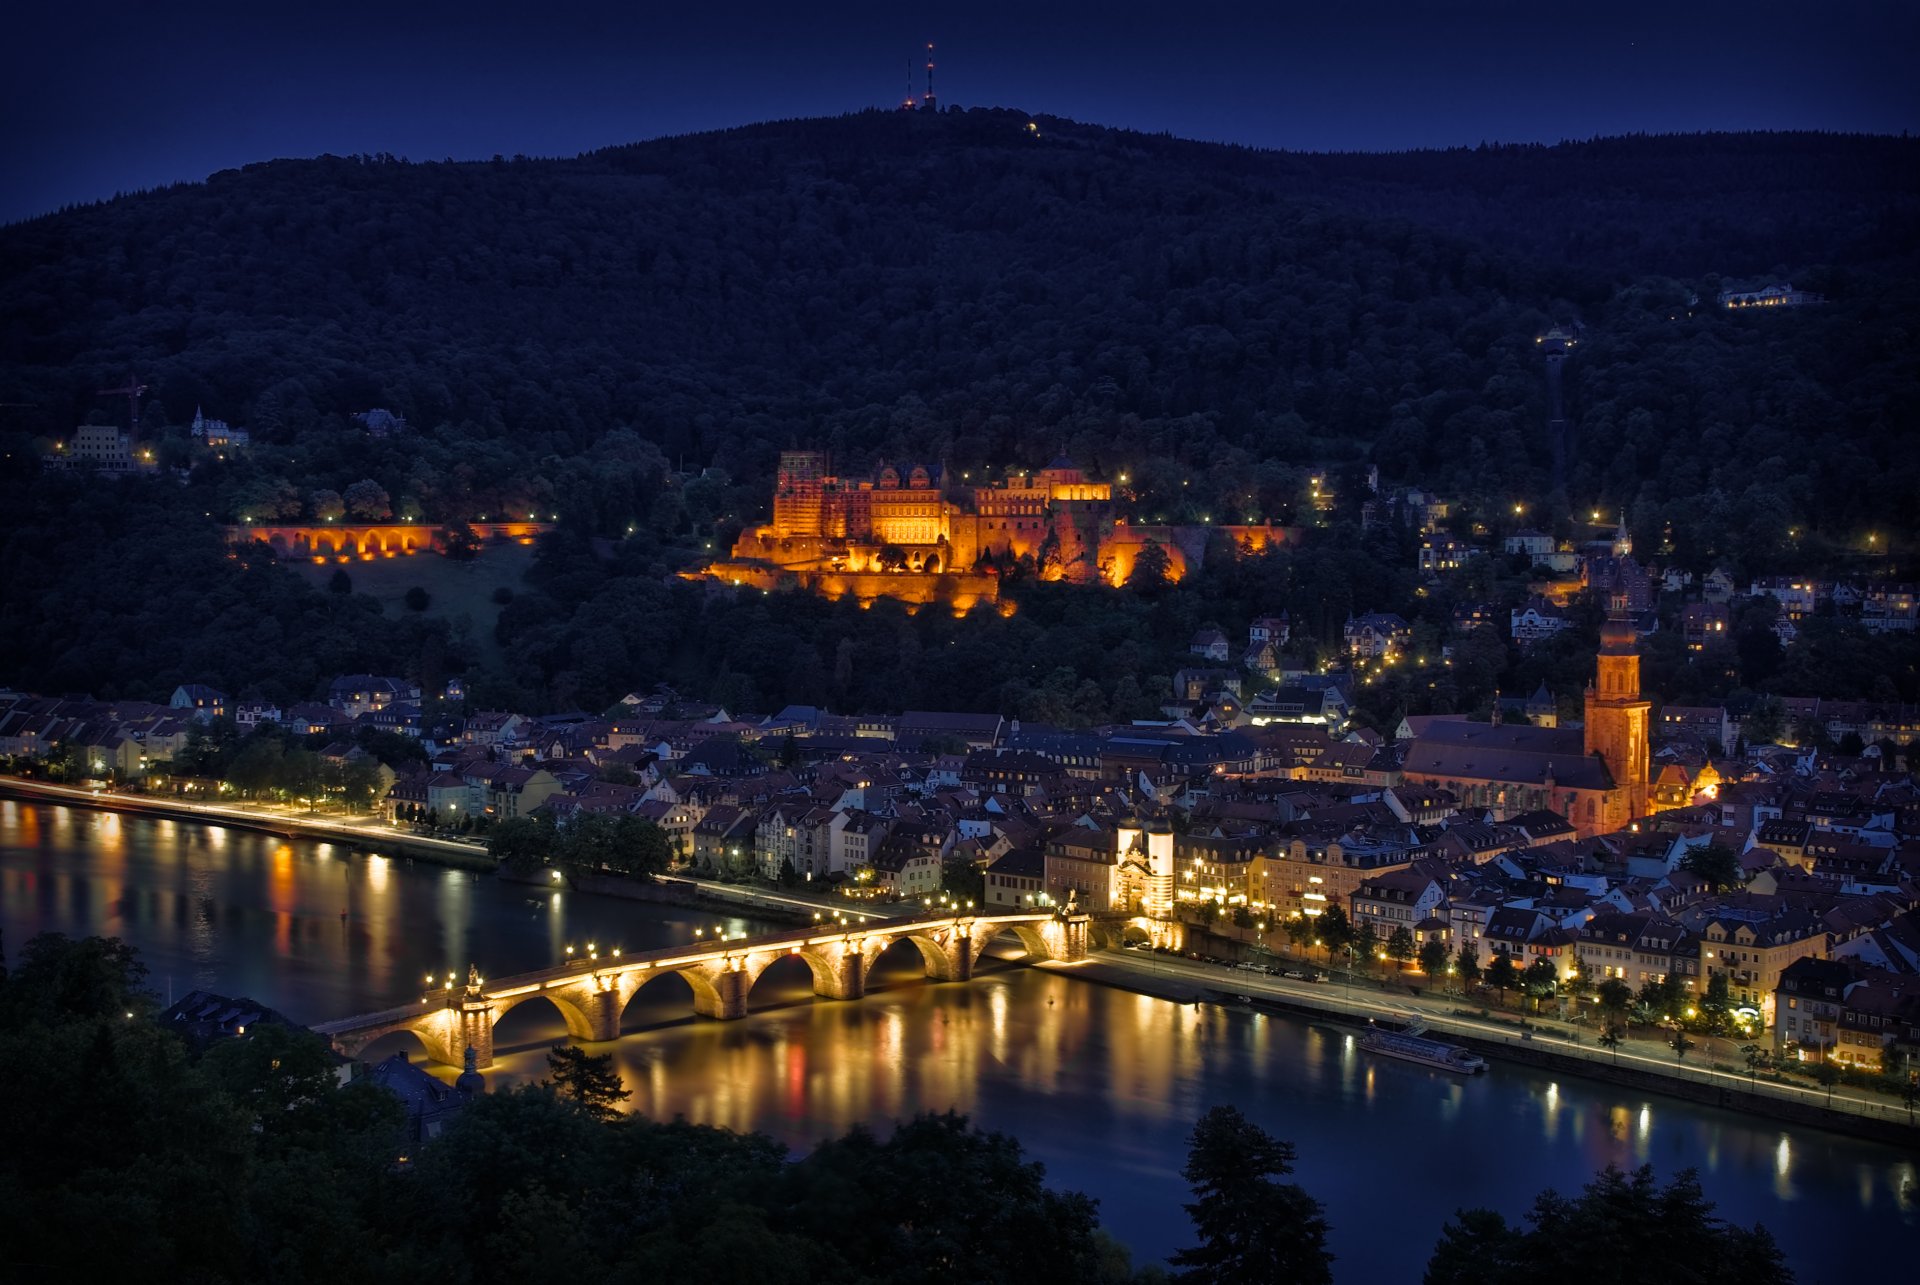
[923,42,936,112]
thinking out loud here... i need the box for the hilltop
[2,111,1917,539]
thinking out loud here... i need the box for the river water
[3,800,1914,1281]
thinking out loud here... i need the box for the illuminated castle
[701,450,1295,609]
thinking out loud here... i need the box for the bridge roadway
[313,909,1090,1069]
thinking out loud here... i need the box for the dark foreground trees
[1424,1164,1793,1285]
[1171,1106,1333,1285]
[1,934,1799,1285]
[0,932,1149,1285]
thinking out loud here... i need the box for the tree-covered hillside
[3,112,1917,537]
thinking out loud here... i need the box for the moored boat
[1359,1023,1488,1074]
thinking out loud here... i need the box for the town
[7,550,1918,1096]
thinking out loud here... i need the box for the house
[1701,568,1737,604]
[1044,829,1117,910]
[1861,584,1918,634]
[328,674,422,717]
[1510,597,1570,648]
[985,848,1048,909]
[1749,577,1819,621]
[896,710,1003,751]
[1248,614,1290,650]
[865,831,945,898]
[691,805,760,872]
[170,684,228,723]
[1680,603,1730,652]
[234,700,283,729]
[1774,956,1859,1063]
[1503,530,1555,560]
[1344,613,1410,661]
[1246,685,1348,731]
[461,711,529,750]
[1418,534,1470,576]
[1717,282,1823,309]
[1695,901,1828,1023]
[1575,912,1695,992]
[1188,628,1230,662]
[1350,865,1447,942]
[363,1050,483,1151]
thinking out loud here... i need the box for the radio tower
[922,42,936,112]
[900,55,915,111]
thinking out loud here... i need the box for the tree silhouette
[1170,1105,1333,1285]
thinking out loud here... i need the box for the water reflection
[3,801,1915,1280]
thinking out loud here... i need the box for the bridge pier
[457,997,496,1069]
[691,962,749,1020]
[807,944,868,1000]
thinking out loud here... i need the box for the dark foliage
[1424,1164,1792,1285]
[2,115,1916,718]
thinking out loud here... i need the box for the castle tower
[1584,593,1650,827]
[773,450,830,538]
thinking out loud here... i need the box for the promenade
[1071,949,1920,1144]
[0,777,494,867]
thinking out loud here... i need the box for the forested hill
[3,111,1918,537]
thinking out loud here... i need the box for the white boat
[1360,1023,1488,1074]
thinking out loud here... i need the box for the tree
[941,857,984,904]
[1418,938,1448,979]
[309,488,346,522]
[1128,539,1173,591]
[1486,952,1519,1007]
[1169,1105,1333,1285]
[342,478,392,520]
[1599,1021,1624,1065]
[487,815,553,877]
[544,1043,630,1120]
[327,567,352,594]
[1596,977,1634,1026]
[1385,926,1416,969]
[1670,1030,1696,1065]
[1522,959,1560,1012]
[443,522,482,560]
[404,585,432,611]
[1455,943,1482,992]
[1352,922,1381,974]
[1702,972,1734,1033]
[1425,1165,1792,1285]
[1680,843,1745,892]
[1316,906,1353,965]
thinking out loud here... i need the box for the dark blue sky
[5,1,1915,224]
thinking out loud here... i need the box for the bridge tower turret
[456,965,498,1069]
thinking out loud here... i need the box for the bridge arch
[867,931,958,981]
[491,990,599,1046]
[746,946,840,999]
[618,964,726,1028]
[974,922,1053,961]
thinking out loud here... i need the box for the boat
[1359,1020,1488,1074]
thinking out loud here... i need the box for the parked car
[1281,970,1307,980]
[1304,972,1329,983]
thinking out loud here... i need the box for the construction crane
[96,374,148,433]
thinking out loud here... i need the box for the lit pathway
[1081,949,1915,1125]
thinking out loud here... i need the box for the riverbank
[0,777,498,870]
[0,778,912,925]
[1065,951,1920,1150]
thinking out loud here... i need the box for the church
[1401,595,1650,838]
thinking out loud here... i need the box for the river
[3,799,1914,1281]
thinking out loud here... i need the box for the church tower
[1584,593,1650,828]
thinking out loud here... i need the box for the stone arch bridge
[313,911,1088,1069]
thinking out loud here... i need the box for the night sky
[6,0,1916,224]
